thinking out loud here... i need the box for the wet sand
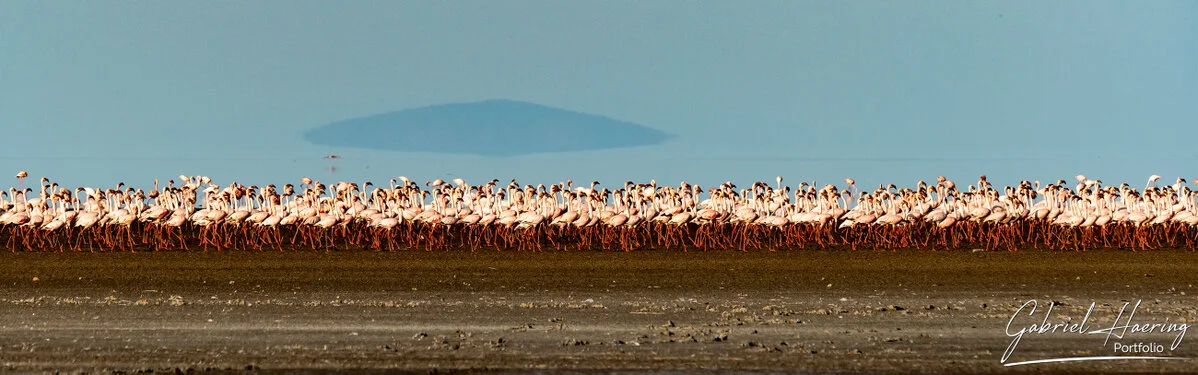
[1,249,1195,374]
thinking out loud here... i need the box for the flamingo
[3,172,1198,253]
[1146,175,1162,191]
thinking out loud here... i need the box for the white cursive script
[1003,299,1189,364]
[1087,300,1188,351]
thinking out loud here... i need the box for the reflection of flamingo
[15,171,27,190]
[844,178,859,205]
[325,155,342,174]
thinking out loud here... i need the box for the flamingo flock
[2,172,1197,252]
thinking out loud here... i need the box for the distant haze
[1,2,1195,191]
[304,100,673,156]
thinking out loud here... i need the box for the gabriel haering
[1003,299,1189,363]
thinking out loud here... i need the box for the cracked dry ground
[0,250,1195,373]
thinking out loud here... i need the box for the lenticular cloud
[303,100,673,156]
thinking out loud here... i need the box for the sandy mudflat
[0,250,1195,374]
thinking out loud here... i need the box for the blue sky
[2,1,1195,191]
